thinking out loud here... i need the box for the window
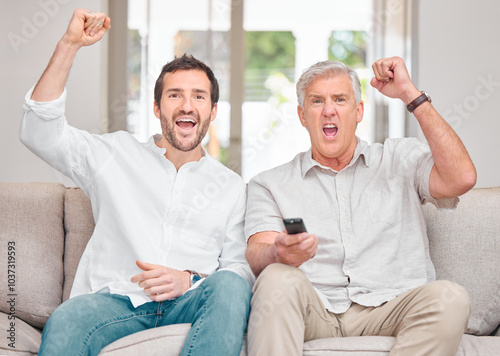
[126,0,413,181]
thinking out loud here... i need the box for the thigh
[342,280,470,338]
[250,264,340,343]
[161,270,252,326]
[40,293,159,356]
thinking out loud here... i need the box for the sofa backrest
[0,182,66,329]
[423,187,500,336]
[62,187,95,301]
[0,183,498,335]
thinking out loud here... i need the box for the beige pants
[247,263,470,356]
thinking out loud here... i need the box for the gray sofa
[0,182,499,356]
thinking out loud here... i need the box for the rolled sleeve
[411,140,460,210]
[244,174,283,241]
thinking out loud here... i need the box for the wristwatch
[406,91,431,113]
[185,270,206,286]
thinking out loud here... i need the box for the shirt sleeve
[244,173,284,241]
[391,138,459,210]
[217,183,255,286]
[20,86,113,192]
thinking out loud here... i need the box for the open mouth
[323,123,338,138]
[176,117,197,131]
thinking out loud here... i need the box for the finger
[373,60,394,83]
[149,290,176,302]
[131,261,160,283]
[299,234,317,249]
[370,77,384,90]
[83,11,107,37]
[276,232,309,247]
[136,260,159,271]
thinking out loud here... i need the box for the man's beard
[160,110,211,152]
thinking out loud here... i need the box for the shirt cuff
[22,85,67,121]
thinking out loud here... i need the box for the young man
[244,58,477,355]
[20,9,253,356]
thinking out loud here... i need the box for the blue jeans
[39,271,251,356]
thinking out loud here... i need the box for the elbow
[462,168,477,193]
[454,167,477,196]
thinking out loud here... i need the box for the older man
[21,9,253,356]
[244,57,476,356]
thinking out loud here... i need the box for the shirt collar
[301,137,370,178]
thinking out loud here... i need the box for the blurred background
[1,0,499,187]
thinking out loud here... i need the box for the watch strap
[407,91,431,113]
[185,270,207,286]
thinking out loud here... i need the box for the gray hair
[296,60,362,107]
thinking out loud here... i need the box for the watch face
[192,274,202,284]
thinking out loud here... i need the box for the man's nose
[322,100,337,117]
[180,97,193,112]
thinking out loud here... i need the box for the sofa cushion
[100,323,248,356]
[423,187,500,336]
[62,187,95,301]
[455,334,500,355]
[0,182,65,329]
[0,311,41,355]
[303,336,394,355]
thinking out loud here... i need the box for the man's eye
[195,95,205,100]
[336,97,345,102]
[169,94,180,98]
[312,99,323,104]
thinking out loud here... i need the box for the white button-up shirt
[21,87,254,307]
[245,139,458,314]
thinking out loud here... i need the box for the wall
[0,0,106,185]
[1,0,499,188]
[416,0,500,188]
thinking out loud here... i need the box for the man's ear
[297,105,307,128]
[210,103,218,122]
[356,100,364,124]
[153,101,160,119]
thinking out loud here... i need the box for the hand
[62,8,111,48]
[274,230,318,267]
[130,260,190,302]
[370,56,421,105]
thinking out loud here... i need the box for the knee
[252,263,310,303]
[425,280,471,327]
[428,280,470,311]
[203,271,252,306]
[255,263,308,290]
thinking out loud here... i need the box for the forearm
[31,38,81,102]
[411,101,476,198]
[245,242,277,277]
[371,57,476,198]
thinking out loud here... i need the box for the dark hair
[154,54,219,108]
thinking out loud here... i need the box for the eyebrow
[307,92,349,99]
[165,88,209,95]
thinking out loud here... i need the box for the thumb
[136,260,156,271]
[370,77,384,91]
